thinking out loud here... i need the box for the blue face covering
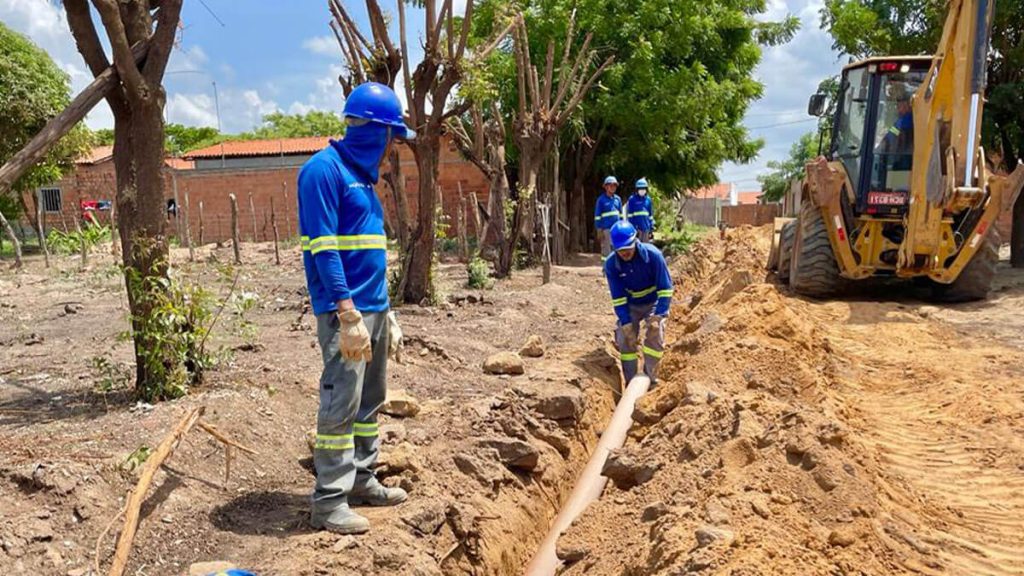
[331,121,390,183]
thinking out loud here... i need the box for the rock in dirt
[695,525,735,549]
[476,437,540,471]
[189,562,237,576]
[641,501,671,522]
[401,501,447,536]
[531,388,583,422]
[828,527,859,547]
[602,449,659,489]
[520,335,545,358]
[555,539,587,563]
[720,438,757,470]
[632,389,681,425]
[453,449,510,489]
[380,442,422,474]
[483,351,525,375]
[382,390,422,417]
[704,499,732,525]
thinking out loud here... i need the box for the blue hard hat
[610,220,638,251]
[343,82,416,140]
[635,177,648,189]
[603,176,619,186]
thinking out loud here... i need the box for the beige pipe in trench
[523,375,651,575]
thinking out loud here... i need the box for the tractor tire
[777,220,797,285]
[789,202,845,298]
[931,227,1000,302]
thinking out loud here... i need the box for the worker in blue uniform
[594,176,623,261]
[604,220,673,386]
[625,178,655,243]
[297,82,414,535]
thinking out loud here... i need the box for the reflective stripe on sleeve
[657,289,674,298]
[301,234,387,254]
[611,297,628,306]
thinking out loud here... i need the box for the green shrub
[46,221,110,255]
[466,256,493,289]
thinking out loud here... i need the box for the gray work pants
[614,302,665,383]
[599,229,612,261]
[312,311,388,515]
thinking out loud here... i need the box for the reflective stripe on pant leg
[642,313,665,382]
[313,312,365,514]
[353,311,387,488]
[615,320,639,383]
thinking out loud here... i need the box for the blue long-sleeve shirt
[604,242,673,325]
[594,193,622,230]
[626,194,654,232]
[297,138,389,316]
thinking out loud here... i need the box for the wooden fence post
[73,212,87,269]
[229,193,241,264]
[248,191,257,242]
[198,201,205,246]
[271,196,281,266]
[184,191,194,262]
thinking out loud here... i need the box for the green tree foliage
[820,0,1023,165]
[92,128,115,146]
[246,110,346,139]
[0,22,91,201]
[758,132,817,201]
[472,0,799,193]
[165,123,221,155]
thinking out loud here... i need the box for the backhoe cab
[769,0,1024,301]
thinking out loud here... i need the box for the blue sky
[2,0,841,191]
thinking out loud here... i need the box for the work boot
[310,504,370,534]
[349,479,408,507]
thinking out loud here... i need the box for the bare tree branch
[328,0,375,55]
[542,40,555,110]
[398,0,416,127]
[143,0,182,82]
[91,0,147,101]
[64,0,111,78]
[446,0,455,58]
[476,17,517,60]
[550,32,595,117]
[430,0,452,54]
[454,0,474,62]
[560,55,614,123]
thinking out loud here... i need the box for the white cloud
[719,0,842,190]
[166,88,281,133]
[303,35,341,58]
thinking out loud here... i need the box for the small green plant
[230,290,260,346]
[466,256,493,289]
[121,263,218,402]
[46,221,110,255]
[655,223,708,256]
[91,356,131,393]
[121,445,152,473]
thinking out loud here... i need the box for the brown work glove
[387,310,403,362]
[620,322,638,351]
[338,309,372,362]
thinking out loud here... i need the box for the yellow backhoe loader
[768,0,1024,300]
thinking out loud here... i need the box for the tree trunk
[74,212,87,269]
[401,137,441,304]
[382,147,410,251]
[114,99,173,391]
[248,191,258,242]
[0,209,22,268]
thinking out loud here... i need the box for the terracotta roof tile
[736,191,763,205]
[184,136,335,159]
[78,145,113,164]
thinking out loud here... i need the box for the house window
[40,187,62,213]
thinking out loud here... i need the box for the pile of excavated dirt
[556,225,1024,575]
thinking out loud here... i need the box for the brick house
[25,135,489,244]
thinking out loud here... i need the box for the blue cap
[343,82,416,140]
[603,176,619,186]
[635,177,648,189]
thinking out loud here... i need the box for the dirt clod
[382,389,422,417]
[601,448,658,489]
[482,351,525,375]
[520,335,545,358]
